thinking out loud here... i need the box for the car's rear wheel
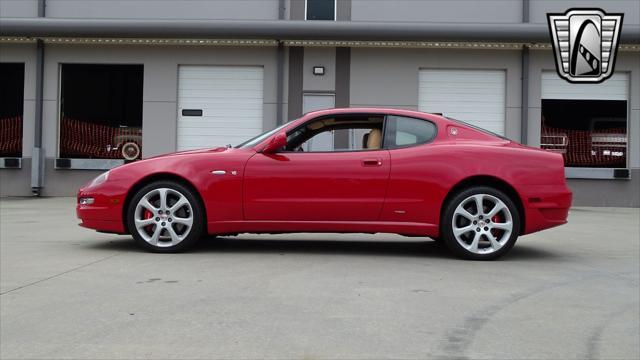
[442,186,520,260]
[127,181,204,252]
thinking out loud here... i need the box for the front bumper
[76,187,127,234]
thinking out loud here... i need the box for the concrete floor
[0,197,638,360]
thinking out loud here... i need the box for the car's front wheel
[127,181,204,252]
[442,186,520,260]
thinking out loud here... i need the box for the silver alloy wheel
[134,188,194,247]
[451,194,513,255]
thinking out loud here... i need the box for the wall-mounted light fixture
[312,66,325,76]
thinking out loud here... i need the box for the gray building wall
[1,43,279,196]
[349,48,523,141]
[0,43,37,196]
[348,0,639,25]
[0,0,38,18]
[3,0,639,25]
[44,0,280,20]
[529,0,640,24]
[351,0,522,23]
[303,47,336,92]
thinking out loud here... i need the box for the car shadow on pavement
[84,235,561,261]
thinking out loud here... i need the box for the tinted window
[383,115,437,149]
[306,0,335,20]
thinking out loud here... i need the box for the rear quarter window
[384,115,437,149]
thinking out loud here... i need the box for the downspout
[275,0,285,125]
[31,0,46,196]
[520,0,530,145]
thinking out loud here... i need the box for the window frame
[305,0,337,21]
[382,115,439,150]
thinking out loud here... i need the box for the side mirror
[261,131,287,154]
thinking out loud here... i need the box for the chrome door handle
[211,170,226,175]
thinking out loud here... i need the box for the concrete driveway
[1,197,638,359]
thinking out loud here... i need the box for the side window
[383,115,437,149]
[285,116,384,152]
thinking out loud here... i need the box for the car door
[243,125,391,222]
[377,115,441,226]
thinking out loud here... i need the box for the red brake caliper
[491,214,502,237]
[143,209,154,233]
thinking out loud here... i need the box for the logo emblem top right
[547,8,624,83]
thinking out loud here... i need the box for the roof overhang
[1,18,638,48]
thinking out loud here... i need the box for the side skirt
[208,220,439,237]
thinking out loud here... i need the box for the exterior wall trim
[566,168,630,180]
[54,158,124,170]
[287,46,304,120]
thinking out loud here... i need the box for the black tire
[441,186,520,260]
[127,180,204,253]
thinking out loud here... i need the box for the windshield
[235,122,290,149]
[446,117,510,141]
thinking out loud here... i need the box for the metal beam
[31,1,46,196]
[520,0,530,145]
[275,0,285,125]
[2,18,638,43]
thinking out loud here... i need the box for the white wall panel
[419,69,506,135]
[541,71,629,100]
[177,66,263,150]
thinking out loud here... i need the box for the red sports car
[77,108,571,260]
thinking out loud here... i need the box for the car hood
[147,146,230,159]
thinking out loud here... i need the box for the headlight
[88,171,109,187]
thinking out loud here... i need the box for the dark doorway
[59,64,144,160]
[0,63,25,157]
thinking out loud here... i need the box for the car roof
[301,107,444,121]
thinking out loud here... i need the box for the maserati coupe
[77,108,572,260]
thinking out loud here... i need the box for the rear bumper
[521,185,572,234]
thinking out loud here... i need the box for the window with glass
[0,63,24,158]
[383,115,437,149]
[306,0,335,20]
[59,64,143,161]
[541,99,627,168]
[285,115,384,152]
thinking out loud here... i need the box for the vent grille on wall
[1,158,21,168]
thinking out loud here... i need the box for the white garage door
[177,66,263,150]
[419,69,506,135]
[541,71,629,100]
